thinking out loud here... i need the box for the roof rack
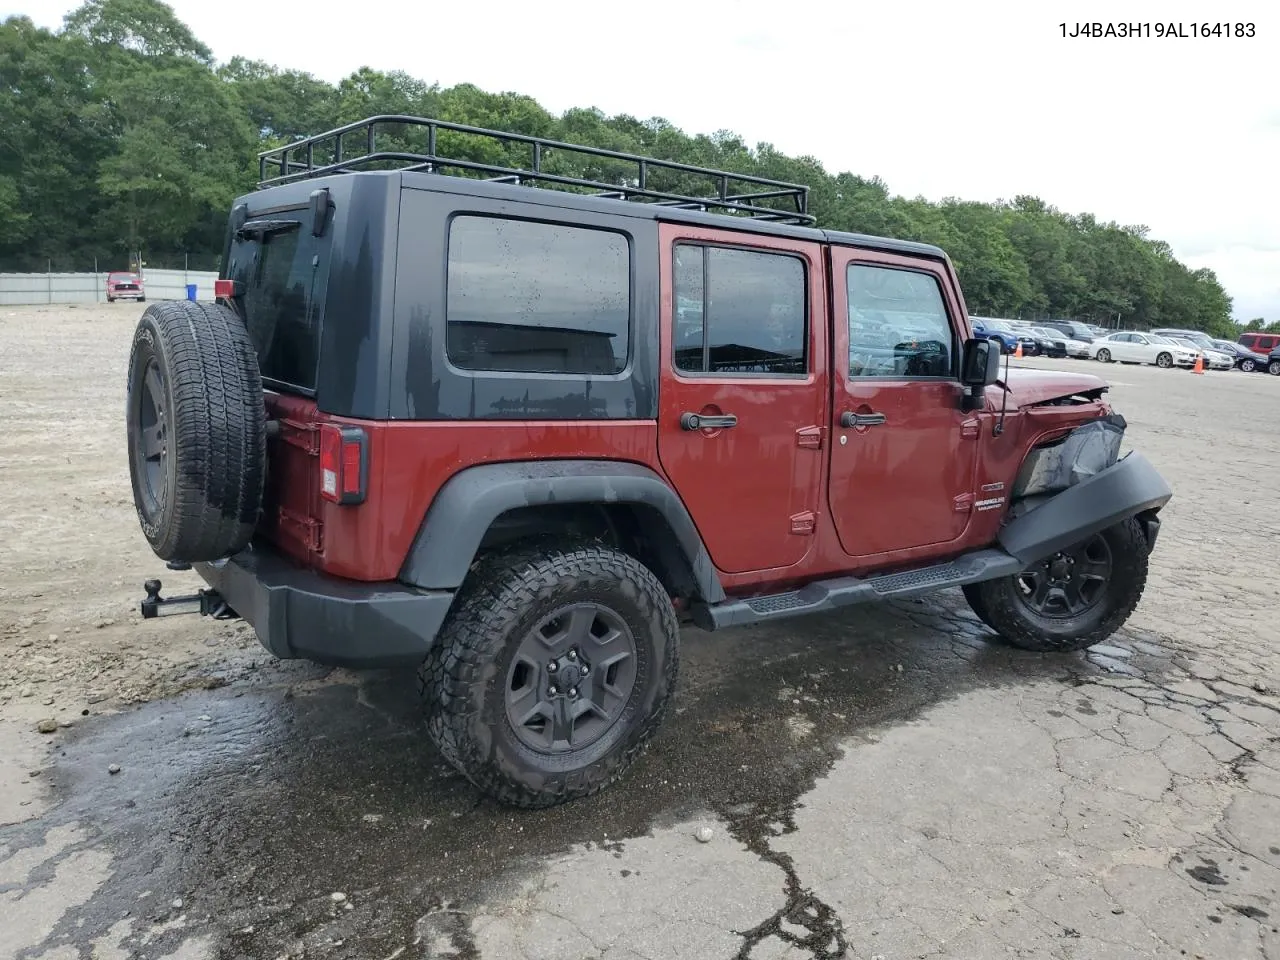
[256,115,814,225]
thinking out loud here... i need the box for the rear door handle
[681,412,738,431]
[840,411,886,428]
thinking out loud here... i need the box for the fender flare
[998,451,1172,565]
[397,460,726,603]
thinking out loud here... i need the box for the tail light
[214,278,235,299]
[319,424,368,505]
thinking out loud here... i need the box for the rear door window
[227,217,332,392]
[672,243,807,376]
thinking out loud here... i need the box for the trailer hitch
[140,579,237,620]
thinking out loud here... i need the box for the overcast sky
[10,0,1279,323]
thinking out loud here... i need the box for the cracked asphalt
[3,311,1280,960]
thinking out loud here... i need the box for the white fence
[0,269,220,306]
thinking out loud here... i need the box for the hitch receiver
[140,579,237,620]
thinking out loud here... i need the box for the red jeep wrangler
[127,116,1172,808]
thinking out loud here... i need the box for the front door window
[847,265,954,380]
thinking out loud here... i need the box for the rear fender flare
[397,460,726,603]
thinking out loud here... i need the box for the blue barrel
[185,283,197,301]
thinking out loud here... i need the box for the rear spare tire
[125,300,266,563]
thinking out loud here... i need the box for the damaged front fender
[1011,414,1128,498]
[998,416,1172,565]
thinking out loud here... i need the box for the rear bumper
[193,543,455,668]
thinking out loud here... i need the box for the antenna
[994,346,1011,436]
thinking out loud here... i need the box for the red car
[106,271,145,302]
[126,115,1172,809]
[1238,331,1280,356]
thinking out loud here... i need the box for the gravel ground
[1,304,1278,960]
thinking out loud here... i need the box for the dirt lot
[0,305,264,708]
[2,304,1280,960]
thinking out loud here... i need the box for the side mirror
[960,337,1001,411]
[961,337,1002,387]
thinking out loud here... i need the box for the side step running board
[691,549,1024,631]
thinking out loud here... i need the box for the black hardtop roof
[244,167,949,263]
[401,168,950,260]
[250,114,949,263]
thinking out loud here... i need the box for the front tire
[1156,352,1173,368]
[962,517,1150,653]
[420,543,679,808]
[1270,359,1280,376]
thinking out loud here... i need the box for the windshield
[984,319,1013,332]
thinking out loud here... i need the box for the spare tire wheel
[125,300,267,563]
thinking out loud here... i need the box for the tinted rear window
[445,215,630,376]
[672,243,807,376]
[228,220,332,391]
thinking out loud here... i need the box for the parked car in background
[1166,337,1233,370]
[1151,328,1232,361]
[1238,331,1280,356]
[1268,346,1280,376]
[1008,321,1064,357]
[1028,325,1088,357]
[1208,338,1269,372]
[1089,331,1199,368]
[971,317,1038,355]
[1039,319,1097,343]
[106,271,145,302]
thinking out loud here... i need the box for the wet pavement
[12,589,1279,960]
[1,597,1125,960]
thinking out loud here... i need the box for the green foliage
[0,0,1247,332]
[63,0,209,61]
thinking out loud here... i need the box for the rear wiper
[235,219,300,240]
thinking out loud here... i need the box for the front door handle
[681,411,738,431]
[840,411,886,428]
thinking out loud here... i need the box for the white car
[1167,337,1233,371]
[1088,331,1199,369]
[1029,325,1090,357]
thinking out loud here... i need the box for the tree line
[1,0,1253,336]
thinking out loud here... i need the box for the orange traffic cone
[1014,341,1023,358]
[1192,354,1204,375]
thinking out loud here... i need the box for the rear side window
[672,243,807,376]
[229,220,331,392]
[445,215,630,376]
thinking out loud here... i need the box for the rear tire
[1240,358,1256,372]
[420,543,679,808]
[125,301,266,562]
[1095,348,1111,362]
[963,518,1150,653]
[1270,360,1280,376]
